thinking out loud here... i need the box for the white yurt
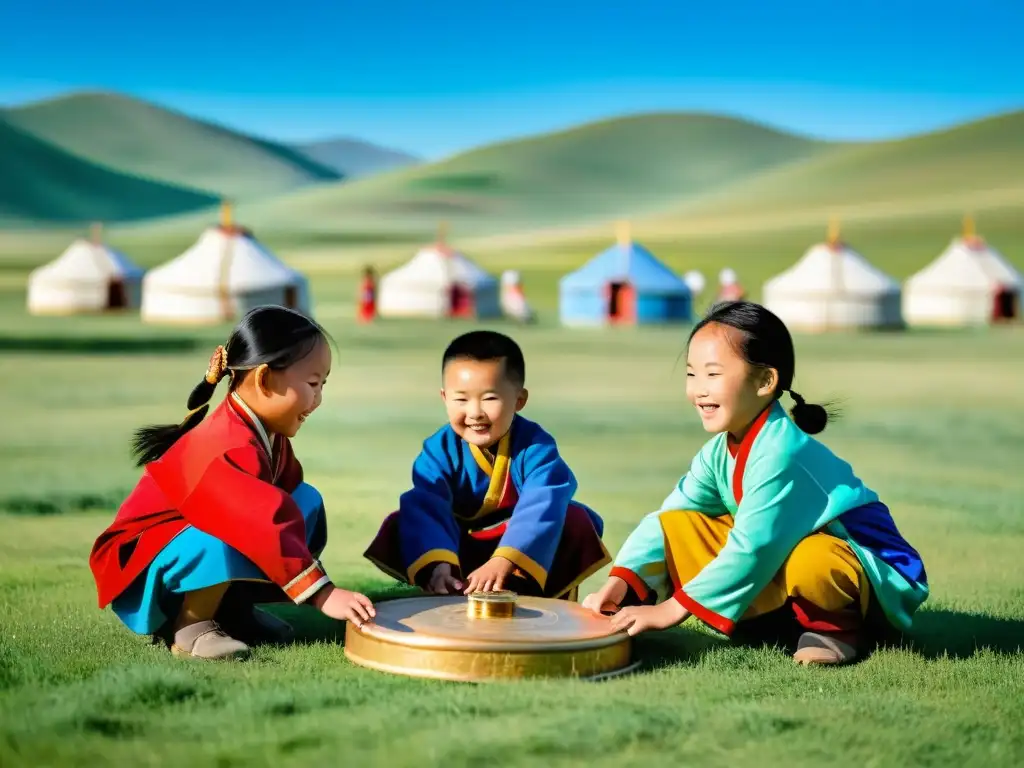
[377,224,500,319]
[902,216,1021,327]
[762,219,902,332]
[26,224,145,316]
[141,203,310,325]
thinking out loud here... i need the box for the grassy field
[2,230,1024,767]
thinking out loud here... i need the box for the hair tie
[205,345,229,385]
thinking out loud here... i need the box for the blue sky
[1,1,1022,158]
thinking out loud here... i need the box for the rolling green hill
[230,112,834,237]
[639,110,1024,228]
[2,92,343,203]
[0,117,220,226]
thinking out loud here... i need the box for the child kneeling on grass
[583,301,929,665]
[89,306,374,660]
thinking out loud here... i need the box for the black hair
[441,330,526,387]
[130,305,330,466]
[688,300,834,435]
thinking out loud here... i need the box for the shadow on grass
[899,608,1024,659]
[243,586,1024,671]
[0,334,202,355]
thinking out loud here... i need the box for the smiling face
[441,357,528,448]
[685,322,777,439]
[243,336,331,438]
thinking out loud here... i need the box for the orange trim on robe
[89,398,319,609]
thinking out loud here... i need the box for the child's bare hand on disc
[311,584,375,626]
[608,601,688,636]
[427,563,463,595]
[463,556,515,594]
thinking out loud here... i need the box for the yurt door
[450,284,473,318]
[607,282,635,324]
[283,285,298,309]
[993,287,1018,321]
[106,280,127,310]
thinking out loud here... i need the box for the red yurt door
[450,284,474,318]
[606,282,636,324]
[106,280,127,310]
[992,287,1018,321]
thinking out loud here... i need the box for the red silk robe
[89,396,330,609]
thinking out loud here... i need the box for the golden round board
[344,592,638,682]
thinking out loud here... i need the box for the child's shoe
[170,620,251,660]
[793,631,859,665]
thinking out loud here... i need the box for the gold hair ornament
[205,345,229,384]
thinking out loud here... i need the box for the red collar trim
[728,404,773,505]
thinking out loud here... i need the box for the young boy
[364,330,610,600]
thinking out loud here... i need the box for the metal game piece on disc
[344,591,637,682]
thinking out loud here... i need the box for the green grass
[1,240,1023,766]
[2,92,342,207]
[0,116,219,226]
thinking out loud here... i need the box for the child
[358,266,377,324]
[89,306,375,660]
[364,330,610,600]
[583,301,928,665]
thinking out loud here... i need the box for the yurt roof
[30,231,144,282]
[380,228,497,289]
[560,223,689,294]
[764,219,898,296]
[905,230,1022,292]
[144,223,303,293]
[764,241,899,296]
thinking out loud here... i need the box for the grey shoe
[170,620,250,660]
[793,631,859,665]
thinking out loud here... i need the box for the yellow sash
[467,431,512,520]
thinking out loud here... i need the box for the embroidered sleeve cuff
[493,546,548,590]
[609,566,650,602]
[407,549,460,585]
[285,561,332,604]
[673,589,736,636]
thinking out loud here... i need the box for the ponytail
[130,346,230,466]
[787,390,836,435]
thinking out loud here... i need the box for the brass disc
[344,595,635,682]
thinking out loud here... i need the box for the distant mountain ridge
[292,137,420,178]
[1,89,1021,237]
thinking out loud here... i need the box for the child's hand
[608,600,688,636]
[582,576,629,614]
[463,556,515,594]
[427,563,464,595]
[310,584,376,627]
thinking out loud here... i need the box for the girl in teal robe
[584,301,928,665]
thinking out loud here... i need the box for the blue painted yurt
[559,224,692,326]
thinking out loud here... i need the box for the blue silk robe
[395,414,606,591]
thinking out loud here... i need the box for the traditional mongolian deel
[611,401,928,636]
[364,414,611,600]
[89,393,330,633]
